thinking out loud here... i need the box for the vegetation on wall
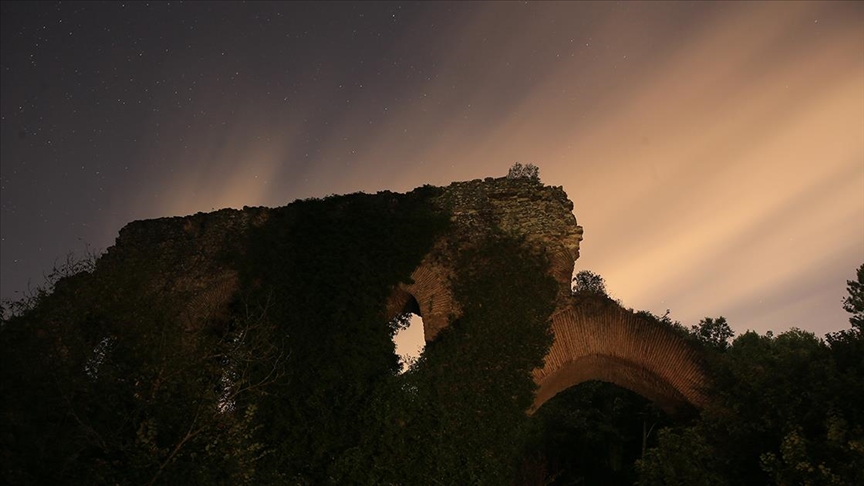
[1,173,861,486]
[0,183,560,485]
[231,185,452,483]
[528,265,864,486]
[0,186,454,485]
[0,244,275,485]
[290,232,559,485]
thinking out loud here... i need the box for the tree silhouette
[572,270,607,295]
[507,162,541,182]
[843,263,864,332]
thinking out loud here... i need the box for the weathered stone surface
[389,177,584,340]
[97,176,708,412]
[97,207,268,330]
[382,177,707,413]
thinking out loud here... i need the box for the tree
[526,381,672,486]
[842,263,864,332]
[507,163,541,182]
[572,270,607,295]
[637,426,727,486]
[690,317,734,351]
[638,327,864,486]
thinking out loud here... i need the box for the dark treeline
[634,264,864,486]
[548,268,864,486]
[1,183,862,485]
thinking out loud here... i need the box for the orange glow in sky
[146,2,862,337]
[3,2,861,339]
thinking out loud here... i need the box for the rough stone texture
[95,176,708,412]
[97,207,269,330]
[385,177,707,412]
[388,177,584,340]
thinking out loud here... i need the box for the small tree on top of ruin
[507,163,541,182]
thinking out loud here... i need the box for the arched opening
[393,313,426,372]
[533,355,696,416]
[532,300,709,416]
[523,380,673,485]
[388,293,426,372]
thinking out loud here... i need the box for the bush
[507,163,540,182]
[572,270,607,295]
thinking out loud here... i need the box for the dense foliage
[634,265,864,486]
[517,267,863,486]
[318,234,559,484]
[2,185,861,486]
[1,186,562,485]
[637,326,864,485]
[233,187,452,483]
[522,381,671,485]
[1,187,452,484]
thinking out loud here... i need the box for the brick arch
[385,259,709,415]
[531,299,709,414]
[384,252,457,342]
[372,177,709,414]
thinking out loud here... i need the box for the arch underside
[385,257,709,414]
[532,355,694,414]
[532,301,709,414]
[384,251,456,341]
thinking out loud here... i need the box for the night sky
[2,2,862,349]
